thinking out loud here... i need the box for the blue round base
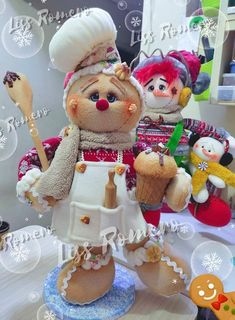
[43,263,135,320]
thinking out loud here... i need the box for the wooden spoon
[3,71,49,171]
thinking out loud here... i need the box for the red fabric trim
[81,149,136,191]
[18,136,62,181]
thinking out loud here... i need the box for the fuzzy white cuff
[16,168,50,212]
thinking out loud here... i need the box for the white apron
[52,161,147,246]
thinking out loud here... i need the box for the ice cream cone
[134,150,177,205]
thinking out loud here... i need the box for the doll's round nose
[96,99,109,111]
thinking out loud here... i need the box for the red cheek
[209,154,220,161]
[195,144,199,148]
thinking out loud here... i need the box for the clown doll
[133,50,235,227]
[7,9,191,305]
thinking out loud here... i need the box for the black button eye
[208,150,211,152]
[202,146,204,148]
[89,92,99,102]
[107,93,117,103]
[148,85,154,92]
[159,84,166,91]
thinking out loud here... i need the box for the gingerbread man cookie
[190,274,235,320]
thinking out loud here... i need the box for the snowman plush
[189,134,234,203]
[133,50,235,227]
[13,9,191,305]
[187,133,235,226]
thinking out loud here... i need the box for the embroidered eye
[159,84,166,91]
[89,92,99,102]
[208,150,211,153]
[199,290,205,297]
[107,93,117,103]
[202,146,204,149]
[148,85,154,92]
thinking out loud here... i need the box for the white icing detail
[61,248,112,298]
[62,286,111,306]
[161,255,189,284]
[81,247,112,270]
[61,265,77,297]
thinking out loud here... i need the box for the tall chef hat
[49,8,143,110]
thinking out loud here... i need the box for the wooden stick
[3,72,49,171]
[104,169,117,209]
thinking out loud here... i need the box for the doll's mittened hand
[43,196,57,208]
[193,188,209,203]
[208,175,226,188]
[16,168,55,212]
[115,63,130,81]
[25,189,57,213]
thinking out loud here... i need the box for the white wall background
[0,0,67,231]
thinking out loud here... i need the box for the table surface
[0,224,198,320]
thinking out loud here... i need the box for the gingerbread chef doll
[7,9,190,305]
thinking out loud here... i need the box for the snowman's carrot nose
[96,99,109,111]
[153,89,170,98]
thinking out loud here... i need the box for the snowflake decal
[13,27,33,48]
[201,252,222,272]
[198,161,208,171]
[199,18,217,38]
[0,129,7,149]
[131,16,142,28]
[118,0,127,10]
[43,310,56,320]
[179,225,189,234]
[10,244,30,263]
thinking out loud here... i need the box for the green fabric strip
[166,121,184,156]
